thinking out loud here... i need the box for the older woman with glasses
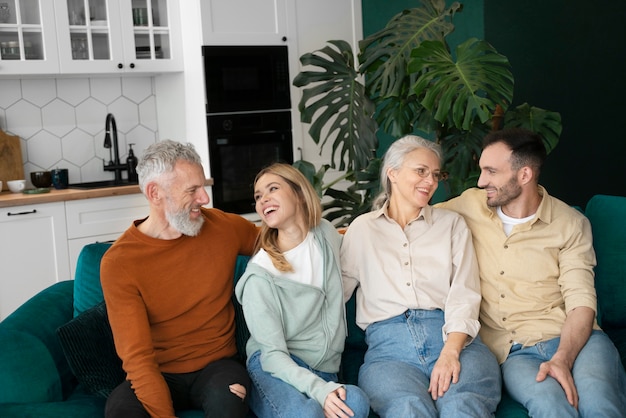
[341,135,501,418]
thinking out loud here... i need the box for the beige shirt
[341,203,481,340]
[438,187,599,363]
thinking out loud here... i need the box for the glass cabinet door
[55,0,181,73]
[64,0,112,61]
[131,0,171,61]
[54,0,130,73]
[0,0,59,73]
[0,0,42,60]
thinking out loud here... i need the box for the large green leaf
[293,160,330,198]
[409,38,513,131]
[439,124,490,196]
[293,40,378,171]
[374,95,434,138]
[322,158,381,227]
[323,187,368,227]
[359,0,461,99]
[504,103,562,153]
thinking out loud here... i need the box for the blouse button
[504,244,509,249]
[404,261,409,266]
[500,271,505,275]
[406,282,411,286]
[403,243,408,247]
[502,317,507,321]
[500,294,505,298]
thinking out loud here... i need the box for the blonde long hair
[254,163,322,272]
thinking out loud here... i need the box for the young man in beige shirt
[438,128,626,417]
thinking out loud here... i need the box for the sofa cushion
[0,329,63,403]
[73,242,113,317]
[340,292,367,385]
[56,301,125,398]
[585,195,626,329]
[0,281,77,399]
[232,255,251,361]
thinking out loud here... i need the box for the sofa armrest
[585,194,626,329]
[0,281,76,403]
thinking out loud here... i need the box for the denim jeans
[359,309,501,418]
[247,351,370,418]
[502,330,626,418]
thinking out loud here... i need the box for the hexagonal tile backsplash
[0,76,158,186]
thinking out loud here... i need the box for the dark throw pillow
[56,301,125,398]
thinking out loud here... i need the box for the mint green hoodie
[234,219,347,406]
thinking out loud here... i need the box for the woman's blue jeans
[247,351,370,418]
[359,309,501,418]
[502,330,626,418]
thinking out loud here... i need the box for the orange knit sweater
[101,208,258,418]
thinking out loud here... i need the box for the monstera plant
[294,0,562,226]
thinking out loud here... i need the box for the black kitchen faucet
[103,113,127,183]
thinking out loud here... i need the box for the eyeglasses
[414,166,446,182]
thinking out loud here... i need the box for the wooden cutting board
[0,130,24,191]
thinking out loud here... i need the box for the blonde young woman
[235,163,370,418]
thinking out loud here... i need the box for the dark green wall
[362,0,483,40]
[484,1,626,207]
[362,0,626,207]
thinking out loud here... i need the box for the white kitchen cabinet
[65,193,149,278]
[54,0,183,74]
[200,0,289,46]
[0,0,60,74]
[0,201,70,320]
[0,0,182,76]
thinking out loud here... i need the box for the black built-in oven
[207,111,293,214]
[203,45,294,214]
[202,45,291,114]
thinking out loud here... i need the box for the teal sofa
[1,194,625,418]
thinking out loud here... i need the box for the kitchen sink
[68,180,139,189]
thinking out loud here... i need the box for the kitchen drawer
[65,194,148,239]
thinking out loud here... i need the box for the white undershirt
[251,232,324,288]
[497,206,535,236]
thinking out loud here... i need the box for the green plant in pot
[293,0,562,227]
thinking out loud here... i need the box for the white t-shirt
[251,232,324,288]
[497,206,535,236]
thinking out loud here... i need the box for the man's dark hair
[483,128,547,173]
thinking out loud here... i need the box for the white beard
[165,207,204,236]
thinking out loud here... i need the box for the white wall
[0,77,158,187]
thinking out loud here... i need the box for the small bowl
[30,171,52,188]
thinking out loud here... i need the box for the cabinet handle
[130,63,135,69]
[7,209,37,216]
[282,36,287,42]
[118,63,124,69]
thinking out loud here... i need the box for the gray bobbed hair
[371,135,442,210]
